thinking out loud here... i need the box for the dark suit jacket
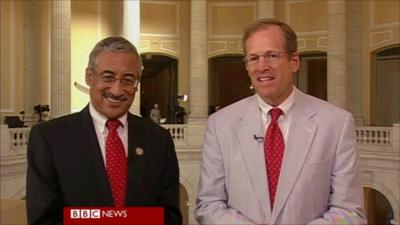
[26,106,182,225]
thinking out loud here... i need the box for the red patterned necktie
[105,119,127,207]
[264,108,284,210]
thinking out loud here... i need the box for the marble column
[51,0,71,118]
[257,0,274,19]
[327,0,364,125]
[123,0,141,116]
[344,1,364,125]
[189,0,208,119]
[108,1,123,36]
[188,0,208,145]
[327,0,346,109]
[24,1,42,115]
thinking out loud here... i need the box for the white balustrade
[1,123,189,157]
[8,128,30,155]
[356,126,392,146]
[161,124,188,145]
[1,126,30,157]
[1,124,397,154]
[2,124,397,156]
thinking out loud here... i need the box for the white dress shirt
[257,88,295,143]
[89,103,128,165]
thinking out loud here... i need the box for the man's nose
[109,80,125,94]
[255,57,271,69]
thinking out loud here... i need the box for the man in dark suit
[26,36,182,225]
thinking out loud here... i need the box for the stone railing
[161,124,188,146]
[356,123,399,152]
[0,124,190,154]
[356,126,392,146]
[1,123,398,155]
[0,125,29,199]
[10,128,30,152]
[2,123,398,155]
[0,125,30,157]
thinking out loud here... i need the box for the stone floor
[1,199,27,225]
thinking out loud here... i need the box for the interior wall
[207,0,255,58]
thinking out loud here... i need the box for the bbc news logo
[64,207,164,225]
[70,209,127,219]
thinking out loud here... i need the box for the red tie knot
[106,119,121,131]
[269,108,283,122]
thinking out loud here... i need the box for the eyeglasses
[243,51,288,67]
[96,72,140,88]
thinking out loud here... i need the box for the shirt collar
[89,103,128,134]
[257,86,295,119]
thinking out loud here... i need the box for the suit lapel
[76,109,148,205]
[76,106,113,205]
[271,89,317,223]
[126,114,147,202]
[236,95,272,219]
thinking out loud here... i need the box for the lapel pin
[135,147,144,156]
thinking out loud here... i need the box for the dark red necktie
[105,119,127,207]
[264,108,284,209]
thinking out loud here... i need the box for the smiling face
[245,25,300,106]
[85,51,139,119]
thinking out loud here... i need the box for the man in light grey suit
[195,18,366,225]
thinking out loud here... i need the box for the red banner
[63,207,164,225]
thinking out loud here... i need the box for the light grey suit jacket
[195,88,366,225]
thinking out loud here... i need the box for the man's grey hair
[242,18,298,56]
[87,36,143,78]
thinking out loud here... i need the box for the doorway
[373,46,400,126]
[140,54,177,123]
[209,55,253,112]
[364,187,394,225]
[296,52,327,101]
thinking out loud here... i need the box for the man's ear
[85,68,93,86]
[290,53,300,73]
[245,63,250,72]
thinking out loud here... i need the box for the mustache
[102,92,128,101]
